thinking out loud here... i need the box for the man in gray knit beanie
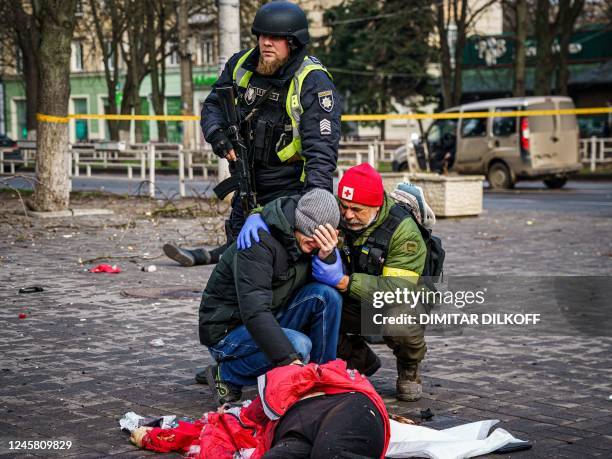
[197,191,343,404]
[295,188,340,237]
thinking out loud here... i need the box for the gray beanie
[295,189,340,236]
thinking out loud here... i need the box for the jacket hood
[261,195,303,261]
[243,46,308,87]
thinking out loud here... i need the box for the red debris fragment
[19,313,27,319]
[89,264,121,274]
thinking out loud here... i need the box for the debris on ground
[18,286,44,294]
[89,264,121,273]
[141,265,157,272]
[149,338,165,347]
[420,408,434,421]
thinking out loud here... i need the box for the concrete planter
[380,172,484,217]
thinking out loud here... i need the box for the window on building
[72,41,84,71]
[104,41,115,71]
[15,47,23,74]
[167,42,179,66]
[493,107,518,137]
[75,0,83,15]
[201,38,214,65]
[460,111,487,138]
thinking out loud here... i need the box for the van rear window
[558,101,578,131]
[529,102,555,132]
[493,107,518,136]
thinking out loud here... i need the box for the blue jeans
[208,283,342,387]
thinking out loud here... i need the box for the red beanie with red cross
[337,163,384,207]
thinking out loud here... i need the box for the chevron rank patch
[320,118,332,136]
[318,90,334,112]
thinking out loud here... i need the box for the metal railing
[580,137,612,171]
[1,138,407,197]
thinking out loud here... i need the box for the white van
[392,96,582,189]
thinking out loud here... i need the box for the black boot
[163,244,212,267]
[337,334,381,377]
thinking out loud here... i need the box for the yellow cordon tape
[36,113,70,124]
[36,107,612,123]
[342,107,612,121]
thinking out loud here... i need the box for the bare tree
[512,0,527,96]
[146,1,174,143]
[31,0,78,211]
[3,1,41,139]
[556,0,584,95]
[533,0,585,96]
[435,0,499,108]
[88,0,125,140]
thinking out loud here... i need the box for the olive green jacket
[341,194,427,306]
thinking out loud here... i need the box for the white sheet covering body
[386,419,526,459]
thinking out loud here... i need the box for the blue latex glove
[312,249,344,287]
[237,214,270,250]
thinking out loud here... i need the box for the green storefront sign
[193,73,218,86]
[463,26,612,68]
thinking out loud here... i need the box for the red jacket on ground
[140,360,390,458]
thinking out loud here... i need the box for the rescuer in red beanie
[337,163,384,231]
[323,162,429,402]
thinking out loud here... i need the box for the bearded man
[163,1,341,267]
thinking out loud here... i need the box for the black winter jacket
[199,196,311,365]
[201,46,340,198]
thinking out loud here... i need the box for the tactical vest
[342,204,445,287]
[232,48,332,166]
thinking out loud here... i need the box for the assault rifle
[213,85,257,215]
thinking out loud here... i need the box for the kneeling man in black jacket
[197,189,342,405]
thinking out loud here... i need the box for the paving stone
[1,193,611,457]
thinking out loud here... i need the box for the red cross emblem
[342,186,354,200]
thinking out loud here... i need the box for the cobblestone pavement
[1,191,611,458]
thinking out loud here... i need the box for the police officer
[163,1,341,266]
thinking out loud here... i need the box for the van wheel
[487,162,514,189]
[543,176,567,189]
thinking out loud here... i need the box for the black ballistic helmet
[251,1,310,46]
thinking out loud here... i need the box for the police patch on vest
[244,86,256,105]
[318,90,334,112]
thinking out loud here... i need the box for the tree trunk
[31,0,77,212]
[513,0,527,97]
[556,0,584,95]
[451,0,468,106]
[436,3,452,109]
[179,0,194,149]
[10,0,41,138]
[534,0,555,95]
[146,5,167,143]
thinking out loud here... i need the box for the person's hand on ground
[130,427,152,448]
[237,214,270,250]
[313,224,339,260]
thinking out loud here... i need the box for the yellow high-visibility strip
[382,266,420,282]
[36,106,612,123]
